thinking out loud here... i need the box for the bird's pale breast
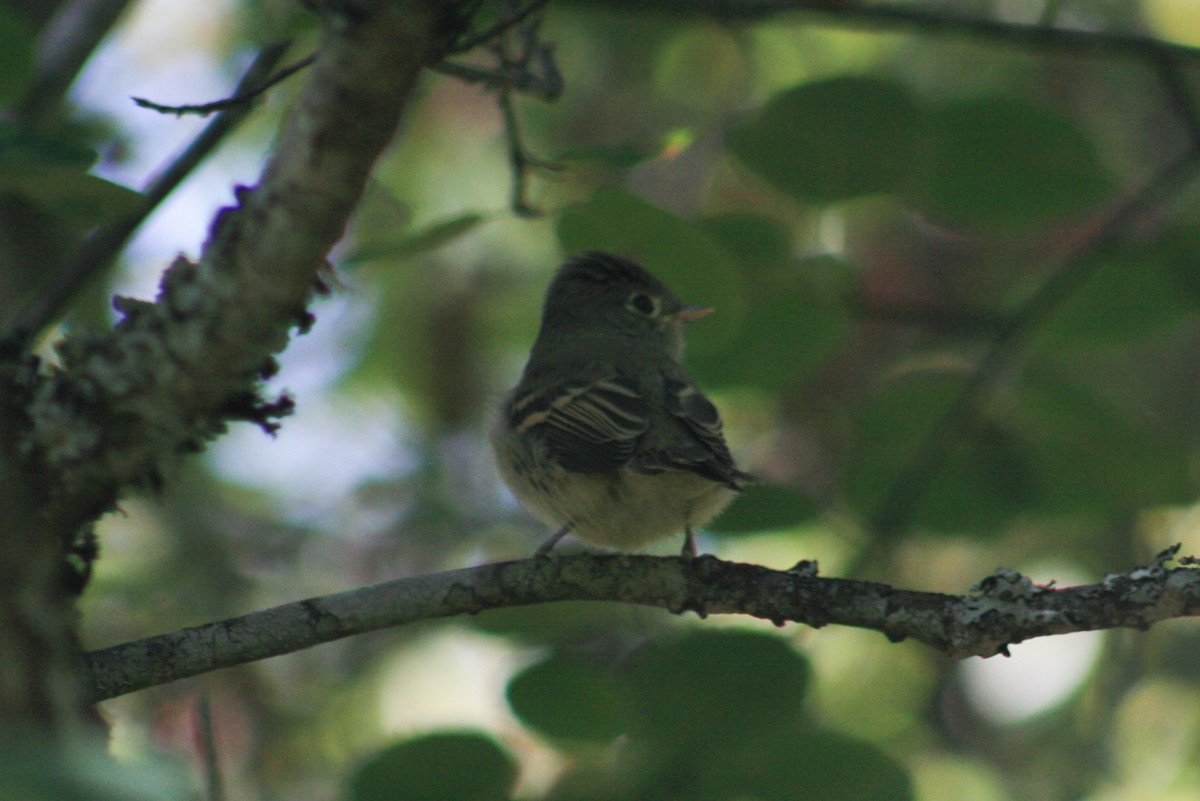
[492,423,736,548]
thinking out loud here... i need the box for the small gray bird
[492,251,752,557]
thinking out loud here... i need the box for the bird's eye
[627,292,659,316]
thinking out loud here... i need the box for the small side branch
[131,54,316,117]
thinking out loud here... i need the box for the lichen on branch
[15,0,459,540]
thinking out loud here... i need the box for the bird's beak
[675,305,714,323]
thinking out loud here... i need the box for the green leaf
[548,725,911,801]
[0,127,142,225]
[728,76,919,203]
[743,729,914,801]
[707,269,852,390]
[1159,224,1200,304]
[472,600,639,643]
[0,9,35,105]
[1031,242,1200,350]
[25,173,143,226]
[626,629,809,746]
[349,732,516,801]
[708,482,818,533]
[0,125,97,174]
[913,420,1035,533]
[343,213,487,265]
[843,369,1042,534]
[0,740,188,801]
[699,213,792,267]
[557,187,742,300]
[912,96,1112,228]
[555,143,656,169]
[654,24,745,110]
[507,651,632,743]
[842,371,965,522]
[846,370,1040,534]
[1015,370,1197,514]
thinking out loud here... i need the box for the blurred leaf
[557,187,742,299]
[350,258,500,429]
[660,126,697,159]
[912,96,1112,228]
[1159,224,1200,304]
[843,371,965,523]
[699,213,792,267]
[342,213,487,265]
[0,128,141,225]
[716,271,852,390]
[473,600,650,644]
[549,724,911,801]
[742,729,914,801]
[1031,242,1200,350]
[507,651,632,743]
[1016,370,1196,515]
[23,174,142,226]
[0,740,188,801]
[626,629,809,745]
[654,23,744,110]
[556,143,656,169]
[0,10,35,105]
[349,732,516,801]
[683,245,853,391]
[844,370,1042,533]
[728,76,919,203]
[0,124,97,173]
[914,420,1035,533]
[708,482,818,533]
[244,0,325,43]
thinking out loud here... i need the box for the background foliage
[7,0,1200,799]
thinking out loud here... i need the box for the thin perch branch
[85,546,1200,702]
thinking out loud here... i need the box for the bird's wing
[507,375,650,473]
[632,372,752,490]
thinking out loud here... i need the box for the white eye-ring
[626,292,660,317]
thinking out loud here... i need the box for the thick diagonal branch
[19,0,457,539]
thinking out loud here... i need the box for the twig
[494,10,563,216]
[84,547,1200,702]
[132,54,316,117]
[9,41,293,341]
[430,1,561,216]
[500,85,541,217]
[195,697,225,801]
[431,58,562,101]
[447,0,554,55]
